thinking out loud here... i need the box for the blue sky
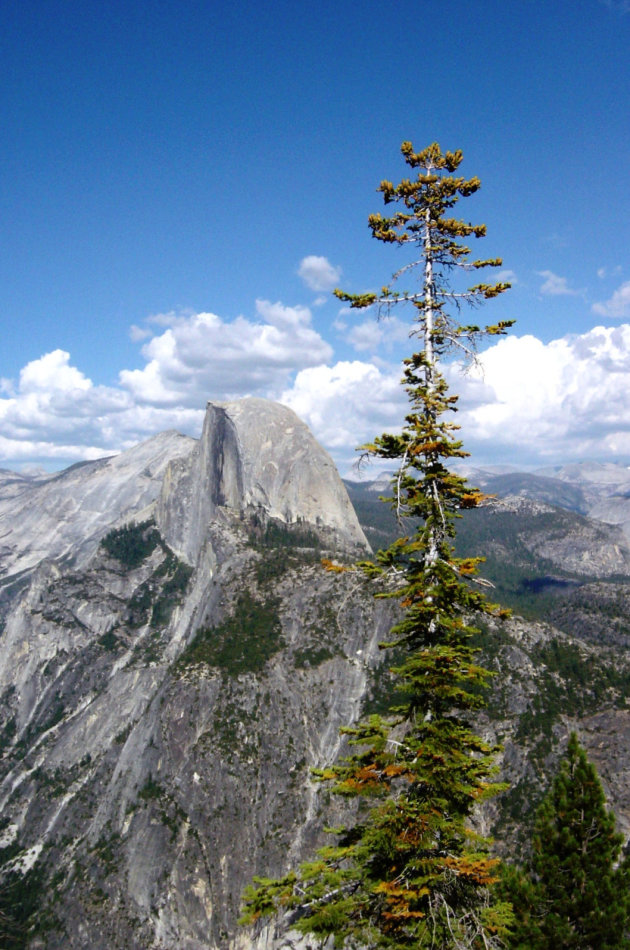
[2,0,630,474]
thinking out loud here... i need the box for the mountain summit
[156,398,368,564]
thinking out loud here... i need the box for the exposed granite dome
[156,398,368,564]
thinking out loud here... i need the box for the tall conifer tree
[505,733,630,949]
[242,142,513,948]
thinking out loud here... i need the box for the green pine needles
[241,142,514,947]
[503,733,630,949]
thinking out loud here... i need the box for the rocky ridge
[0,399,379,949]
[1,406,630,948]
[481,460,630,540]
[0,430,196,584]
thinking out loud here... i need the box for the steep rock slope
[2,410,630,948]
[0,430,196,588]
[0,399,377,949]
[156,398,367,564]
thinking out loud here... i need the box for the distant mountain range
[348,459,630,519]
[345,461,630,636]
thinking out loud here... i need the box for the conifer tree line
[242,143,630,948]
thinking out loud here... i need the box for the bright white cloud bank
[0,302,332,465]
[451,324,630,464]
[120,301,332,406]
[2,311,630,474]
[282,361,405,453]
[0,349,204,464]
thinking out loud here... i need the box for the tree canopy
[242,141,513,948]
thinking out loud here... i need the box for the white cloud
[297,255,342,292]
[119,303,332,406]
[592,280,630,318]
[0,352,129,459]
[280,361,405,472]
[19,350,91,394]
[0,434,112,463]
[450,325,630,464]
[129,324,152,342]
[344,316,410,353]
[0,304,333,467]
[346,321,384,352]
[6,304,630,477]
[537,270,580,296]
[0,353,206,464]
[255,298,311,329]
[283,326,630,470]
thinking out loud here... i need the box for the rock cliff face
[2,404,630,949]
[156,398,366,565]
[0,399,379,949]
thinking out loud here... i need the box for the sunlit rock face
[0,429,196,580]
[0,398,378,950]
[156,398,368,564]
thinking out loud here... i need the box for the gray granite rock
[156,399,367,564]
[0,398,376,949]
[1,402,630,949]
[0,430,196,584]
